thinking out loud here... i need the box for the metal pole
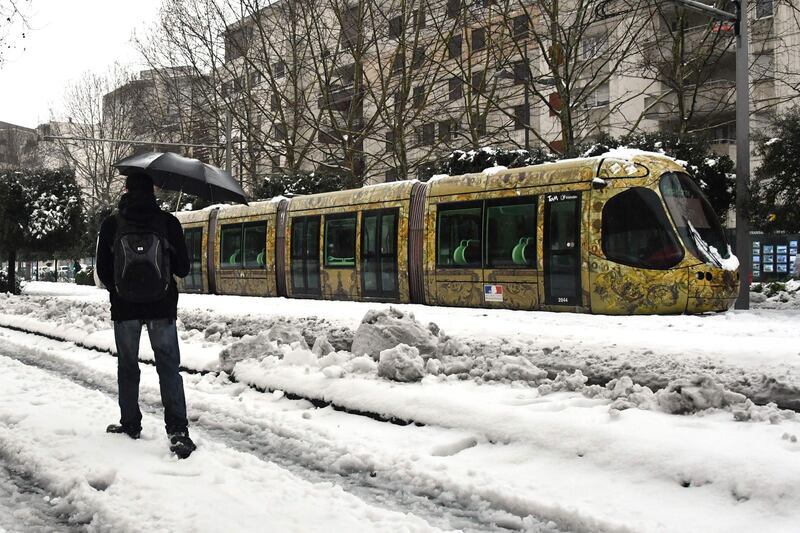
[225,111,233,174]
[524,46,530,151]
[734,0,750,309]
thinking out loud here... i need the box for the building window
[273,124,287,140]
[438,119,459,142]
[449,77,463,101]
[756,0,773,18]
[471,27,486,51]
[339,63,356,85]
[475,115,487,136]
[224,26,251,62]
[271,92,280,110]
[389,15,402,38]
[392,52,404,74]
[513,60,528,85]
[386,168,398,182]
[583,83,610,109]
[412,47,426,68]
[324,214,357,267]
[413,85,425,108]
[413,8,426,28]
[447,0,461,18]
[340,6,359,48]
[471,70,484,94]
[318,129,338,144]
[513,15,528,38]
[417,123,435,145]
[274,61,286,78]
[448,35,462,59]
[513,104,529,130]
[437,203,482,267]
[385,130,395,152]
[582,35,606,60]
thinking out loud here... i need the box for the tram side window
[486,199,537,268]
[220,221,267,269]
[437,204,482,267]
[602,187,684,270]
[324,214,356,267]
[220,224,242,269]
[243,222,267,268]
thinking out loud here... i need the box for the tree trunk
[8,248,17,294]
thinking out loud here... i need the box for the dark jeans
[113,318,188,435]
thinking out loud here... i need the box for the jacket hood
[118,191,161,222]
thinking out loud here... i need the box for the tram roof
[287,179,416,212]
[174,152,683,219]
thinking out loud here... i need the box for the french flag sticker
[484,284,503,302]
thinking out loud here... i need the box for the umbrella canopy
[113,151,248,205]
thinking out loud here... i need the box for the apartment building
[0,120,38,169]
[216,0,798,187]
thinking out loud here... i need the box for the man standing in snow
[96,172,196,459]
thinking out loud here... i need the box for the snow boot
[169,432,196,459]
[106,424,141,440]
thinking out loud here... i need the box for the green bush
[765,282,786,298]
[751,283,763,293]
[75,267,95,286]
[0,269,21,294]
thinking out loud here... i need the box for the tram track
[0,325,565,533]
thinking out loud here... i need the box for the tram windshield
[659,171,730,266]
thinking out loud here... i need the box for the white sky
[0,0,163,128]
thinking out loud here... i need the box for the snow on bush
[377,344,425,383]
[351,307,438,360]
[751,280,800,310]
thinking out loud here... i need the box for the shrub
[75,267,95,286]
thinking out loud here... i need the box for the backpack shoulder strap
[158,211,172,251]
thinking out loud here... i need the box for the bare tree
[44,65,139,213]
[0,0,30,67]
[491,0,649,155]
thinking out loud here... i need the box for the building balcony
[643,79,735,120]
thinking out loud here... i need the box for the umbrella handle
[175,190,183,214]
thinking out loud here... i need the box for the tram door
[290,216,321,296]
[183,227,203,291]
[544,192,581,306]
[361,209,398,299]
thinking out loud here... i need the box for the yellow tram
[176,152,739,314]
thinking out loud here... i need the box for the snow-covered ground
[0,281,799,532]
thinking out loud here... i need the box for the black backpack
[113,212,171,303]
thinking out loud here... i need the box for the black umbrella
[113,151,248,205]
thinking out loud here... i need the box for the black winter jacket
[96,191,190,321]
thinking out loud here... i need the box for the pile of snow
[351,307,439,360]
[377,344,425,382]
